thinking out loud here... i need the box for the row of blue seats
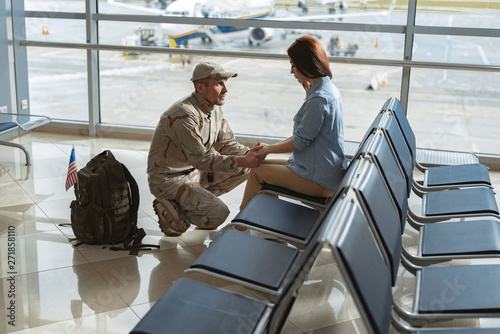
[131,98,499,334]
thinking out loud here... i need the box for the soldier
[147,60,265,236]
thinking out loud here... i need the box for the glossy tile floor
[1,131,500,333]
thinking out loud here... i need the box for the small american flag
[65,147,78,191]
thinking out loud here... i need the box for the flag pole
[74,146,79,191]
[65,146,79,191]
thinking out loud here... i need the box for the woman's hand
[251,142,269,155]
[251,140,296,155]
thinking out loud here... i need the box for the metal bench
[0,113,51,166]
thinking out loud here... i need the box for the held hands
[239,140,294,168]
[251,142,269,155]
[238,143,268,168]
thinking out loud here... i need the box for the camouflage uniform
[147,91,249,233]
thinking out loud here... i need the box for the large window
[27,47,89,122]
[98,55,402,143]
[408,68,500,154]
[415,1,500,29]
[25,0,85,13]
[21,0,500,156]
[413,34,500,65]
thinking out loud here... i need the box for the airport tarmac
[24,0,500,155]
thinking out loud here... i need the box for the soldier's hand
[238,149,266,168]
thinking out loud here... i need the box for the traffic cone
[380,73,388,87]
[367,76,379,90]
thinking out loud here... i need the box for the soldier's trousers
[151,167,249,230]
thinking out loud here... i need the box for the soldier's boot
[153,199,190,237]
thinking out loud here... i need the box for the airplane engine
[248,27,274,46]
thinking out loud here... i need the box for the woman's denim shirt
[289,76,348,191]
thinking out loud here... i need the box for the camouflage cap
[191,61,238,82]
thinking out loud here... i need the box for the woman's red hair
[287,35,332,90]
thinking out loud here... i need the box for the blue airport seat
[0,113,51,166]
[353,157,403,285]
[0,122,17,132]
[425,187,498,217]
[425,163,490,187]
[420,220,500,257]
[395,262,500,325]
[186,196,336,301]
[191,229,299,291]
[384,97,492,194]
[259,182,331,210]
[381,114,415,197]
[358,131,409,230]
[384,97,416,166]
[326,194,393,334]
[231,193,320,248]
[130,278,268,334]
[372,109,499,224]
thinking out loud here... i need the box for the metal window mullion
[400,0,417,114]
[11,0,30,116]
[415,25,500,38]
[25,11,85,20]
[86,0,99,137]
[6,0,16,115]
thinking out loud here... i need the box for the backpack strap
[121,163,140,229]
[103,151,136,243]
[104,149,139,228]
[119,159,160,255]
[59,224,84,246]
[109,228,160,255]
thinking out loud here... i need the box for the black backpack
[69,150,158,255]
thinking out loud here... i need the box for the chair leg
[0,141,31,165]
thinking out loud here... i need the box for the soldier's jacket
[147,91,249,199]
